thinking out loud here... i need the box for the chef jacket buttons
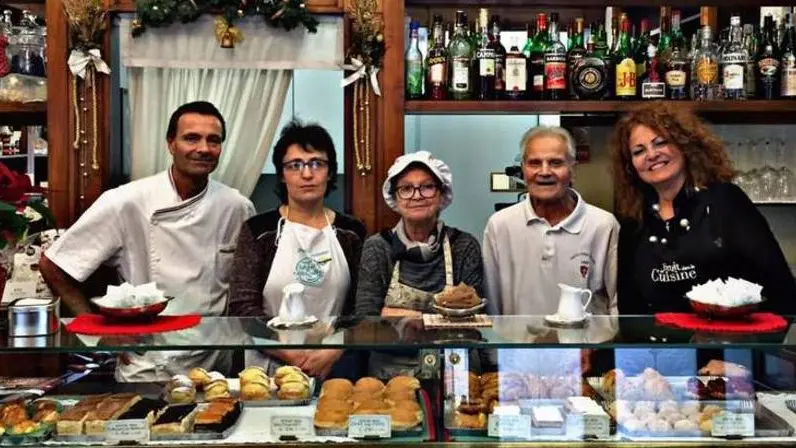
[649,236,658,243]
[680,218,690,231]
[661,238,668,245]
[652,204,660,211]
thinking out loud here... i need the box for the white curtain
[128,67,291,196]
[119,16,344,197]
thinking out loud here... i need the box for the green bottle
[448,11,474,100]
[405,21,424,100]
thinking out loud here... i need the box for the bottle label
[665,70,687,87]
[533,75,544,90]
[477,48,496,76]
[758,57,780,77]
[452,59,470,92]
[723,64,744,90]
[544,54,567,90]
[506,58,527,92]
[642,82,666,99]
[781,56,796,96]
[696,59,718,84]
[636,61,647,78]
[428,56,446,84]
[615,58,637,96]
[406,61,423,95]
[495,58,506,91]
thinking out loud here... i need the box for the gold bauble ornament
[220,30,234,48]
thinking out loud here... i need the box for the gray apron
[368,237,453,379]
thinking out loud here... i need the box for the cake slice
[118,398,167,425]
[152,404,197,434]
[84,394,142,435]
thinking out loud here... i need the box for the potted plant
[0,162,54,297]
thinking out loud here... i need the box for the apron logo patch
[651,262,697,283]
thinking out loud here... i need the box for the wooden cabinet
[107,0,345,13]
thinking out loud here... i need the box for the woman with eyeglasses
[355,151,483,377]
[229,120,367,380]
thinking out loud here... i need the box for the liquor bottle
[489,15,507,99]
[614,15,636,100]
[693,25,719,100]
[658,7,673,64]
[528,13,549,100]
[743,24,758,98]
[505,45,527,100]
[634,18,651,91]
[665,10,689,99]
[425,15,448,100]
[475,8,496,100]
[405,21,424,100]
[572,29,609,99]
[640,45,666,99]
[756,15,780,99]
[448,11,474,100]
[567,18,587,98]
[781,14,796,98]
[722,16,747,100]
[544,13,567,100]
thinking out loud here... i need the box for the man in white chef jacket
[40,101,255,381]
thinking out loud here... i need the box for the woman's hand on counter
[265,349,309,368]
[300,349,343,379]
[381,307,422,318]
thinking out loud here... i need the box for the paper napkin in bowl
[686,277,763,307]
[96,282,166,308]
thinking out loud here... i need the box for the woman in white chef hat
[355,151,484,378]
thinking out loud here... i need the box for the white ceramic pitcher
[279,283,307,322]
[557,283,592,321]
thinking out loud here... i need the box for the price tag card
[1,281,37,305]
[105,419,149,444]
[487,414,531,440]
[567,413,610,438]
[347,415,391,439]
[712,412,755,437]
[270,416,314,438]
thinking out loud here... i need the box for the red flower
[0,162,36,205]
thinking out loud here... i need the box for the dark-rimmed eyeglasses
[283,158,329,172]
[395,183,439,199]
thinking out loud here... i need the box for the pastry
[386,388,416,403]
[10,420,39,434]
[167,374,194,392]
[321,378,354,398]
[643,378,674,400]
[701,405,723,418]
[56,407,91,435]
[699,360,751,378]
[316,397,354,413]
[2,404,27,427]
[454,412,486,429]
[278,382,310,400]
[392,399,421,413]
[352,399,390,415]
[118,398,167,424]
[205,379,231,401]
[239,366,268,385]
[194,400,239,432]
[457,398,486,415]
[274,366,303,384]
[85,394,142,435]
[188,368,211,389]
[169,386,197,404]
[386,375,420,391]
[674,419,699,432]
[679,401,701,417]
[699,418,713,434]
[468,372,481,396]
[152,404,197,434]
[33,409,59,424]
[434,283,480,308]
[647,418,671,433]
[354,377,385,394]
[390,406,422,430]
[314,409,349,429]
[686,377,708,399]
[31,400,59,412]
[241,379,271,401]
[278,372,310,387]
[707,378,727,399]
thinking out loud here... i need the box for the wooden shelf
[0,102,46,114]
[405,100,796,116]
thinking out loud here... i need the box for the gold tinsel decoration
[215,16,244,48]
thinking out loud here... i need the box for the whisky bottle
[743,24,758,98]
[756,15,780,99]
[693,25,719,100]
[781,14,796,98]
[614,14,636,100]
[567,18,587,99]
[572,29,609,99]
[490,15,507,99]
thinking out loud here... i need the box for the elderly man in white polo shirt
[484,126,619,317]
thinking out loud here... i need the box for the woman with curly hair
[611,102,795,314]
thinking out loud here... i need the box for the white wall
[264,70,345,174]
[404,115,540,240]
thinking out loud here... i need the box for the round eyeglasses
[395,183,439,199]
[283,158,329,172]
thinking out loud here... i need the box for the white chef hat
[382,151,454,212]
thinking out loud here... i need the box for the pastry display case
[0,315,795,446]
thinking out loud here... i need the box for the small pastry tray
[1,423,54,446]
[314,389,429,438]
[170,378,317,407]
[151,402,242,441]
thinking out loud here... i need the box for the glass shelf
[1,315,794,352]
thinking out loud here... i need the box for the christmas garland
[132,0,318,41]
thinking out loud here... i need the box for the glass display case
[0,315,795,446]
